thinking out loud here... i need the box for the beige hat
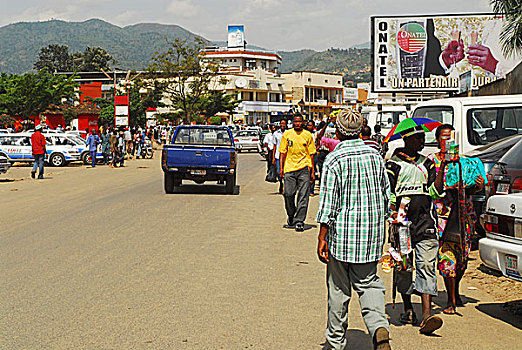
[336,109,363,137]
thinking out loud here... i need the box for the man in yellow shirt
[279,115,316,232]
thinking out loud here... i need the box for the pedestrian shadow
[432,291,479,312]
[319,329,373,349]
[0,178,16,183]
[169,184,240,195]
[475,300,522,330]
[386,302,423,327]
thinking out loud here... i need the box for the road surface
[1,154,521,349]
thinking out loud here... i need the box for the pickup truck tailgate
[165,145,231,168]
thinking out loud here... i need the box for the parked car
[0,132,80,167]
[0,153,11,174]
[465,134,522,234]
[479,193,522,281]
[485,138,522,199]
[234,130,260,152]
[162,125,237,194]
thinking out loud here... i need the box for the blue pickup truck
[161,125,238,194]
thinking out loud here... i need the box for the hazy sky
[1,0,492,50]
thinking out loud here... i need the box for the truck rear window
[174,128,232,146]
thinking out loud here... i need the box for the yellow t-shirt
[279,129,316,173]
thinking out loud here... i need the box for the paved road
[1,154,521,349]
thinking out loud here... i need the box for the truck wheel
[50,153,66,167]
[164,173,175,193]
[225,173,236,194]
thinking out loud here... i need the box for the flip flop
[419,315,443,334]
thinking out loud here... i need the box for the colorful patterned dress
[428,153,476,278]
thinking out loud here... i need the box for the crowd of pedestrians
[263,109,484,350]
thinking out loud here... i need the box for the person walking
[306,120,318,196]
[386,125,446,335]
[372,125,388,158]
[86,128,100,168]
[316,109,391,350]
[30,124,47,179]
[110,130,118,168]
[263,124,276,173]
[278,115,316,232]
[124,127,132,154]
[117,130,126,167]
[271,120,287,194]
[428,124,485,315]
[361,126,382,153]
[101,129,111,165]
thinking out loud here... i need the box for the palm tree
[491,0,522,56]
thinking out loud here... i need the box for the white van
[362,105,409,136]
[407,94,522,157]
[0,133,81,167]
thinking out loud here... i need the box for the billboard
[371,14,522,92]
[227,25,245,48]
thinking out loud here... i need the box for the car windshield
[174,128,232,146]
[412,106,454,145]
[467,107,522,146]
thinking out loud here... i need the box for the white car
[479,193,522,281]
[233,130,261,152]
[0,132,81,167]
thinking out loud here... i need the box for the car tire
[81,152,90,165]
[50,153,66,167]
[225,172,236,194]
[164,172,175,193]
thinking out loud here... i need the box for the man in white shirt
[271,120,287,194]
[263,124,276,173]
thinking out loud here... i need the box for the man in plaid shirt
[316,109,391,350]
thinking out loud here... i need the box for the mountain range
[0,19,370,84]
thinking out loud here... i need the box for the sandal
[399,310,417,324]
[419,315,443,334]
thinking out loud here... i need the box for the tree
[0,70,78,120]
[147,38,225,122]
[209,116,221,125]
[128,79,165,127]
[34,44,73,72]
[201,90,240,118]
[77,47,115,72]
[491,0,522,56]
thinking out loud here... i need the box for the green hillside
[0,19,204,74]
[0,19,371,85]
[291,48,371,85]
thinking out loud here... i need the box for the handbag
[442,196,463,244]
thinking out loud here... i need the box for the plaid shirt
[316,139,390,263]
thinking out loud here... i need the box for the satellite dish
[235,77,247,88]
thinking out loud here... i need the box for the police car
[0,132,81,167]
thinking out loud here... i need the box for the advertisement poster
[227,25,245,48]
[114,95,129,127]
[371,14,522,92]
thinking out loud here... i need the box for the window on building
[246,59,256,69]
